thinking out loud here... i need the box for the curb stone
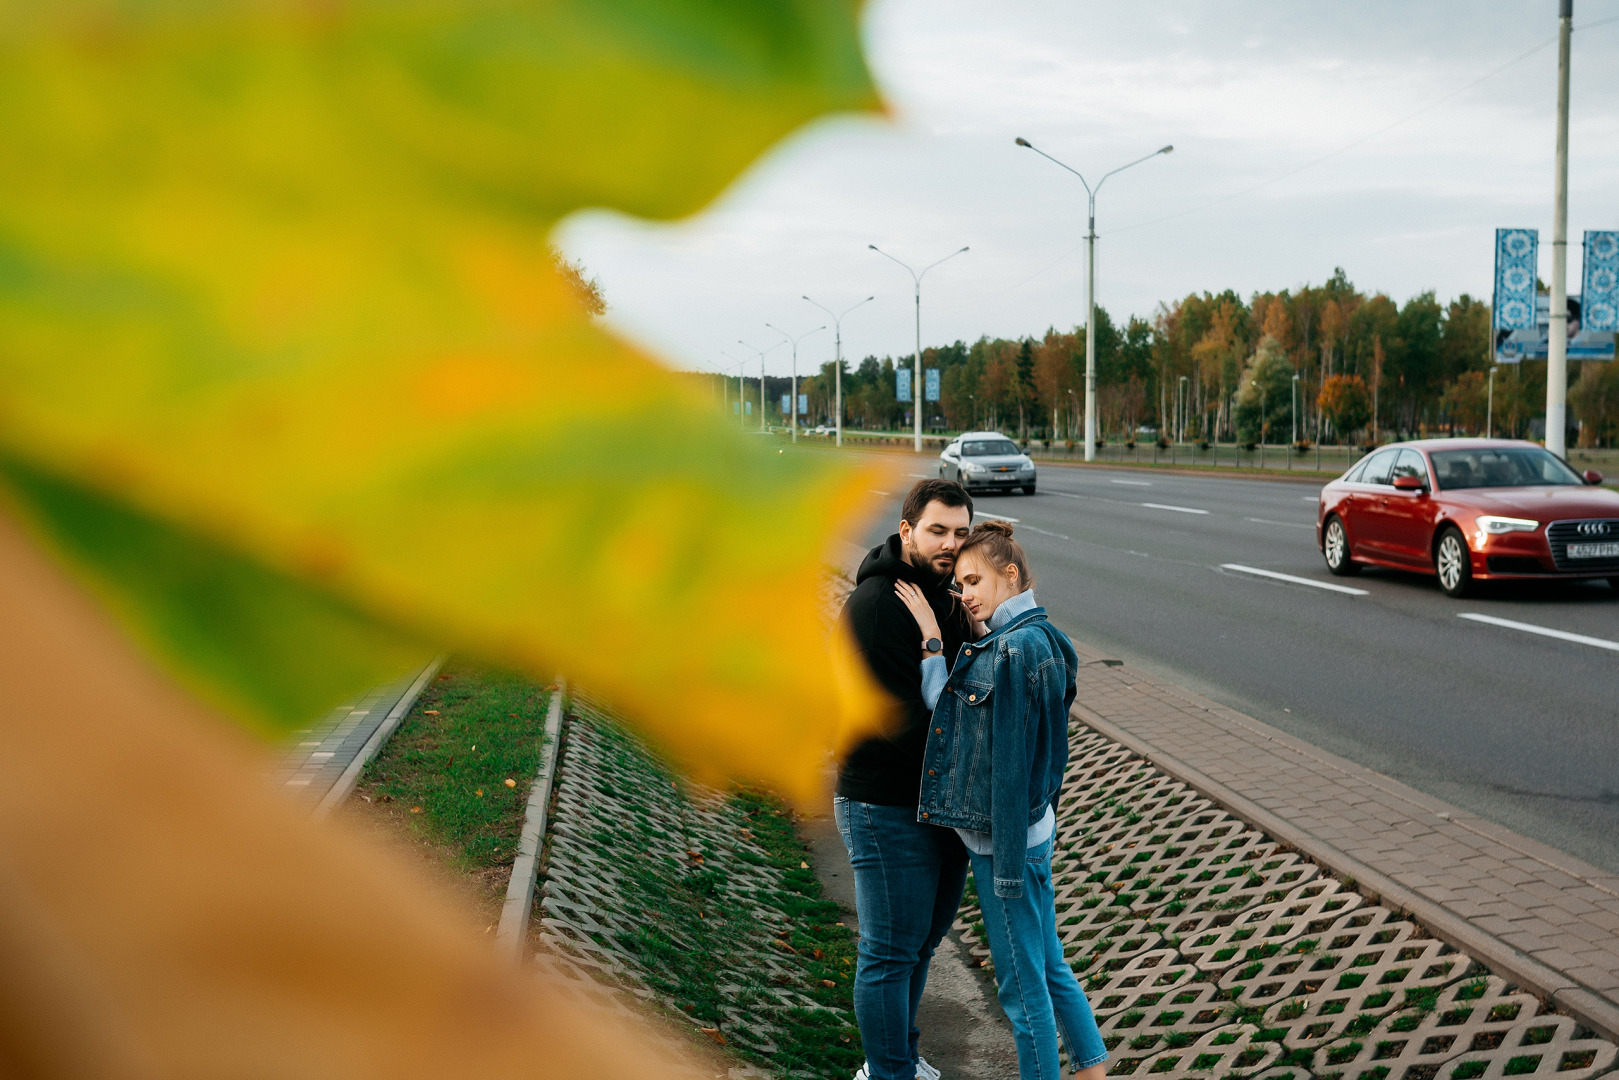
[310,655,444,819]
[495,678,566,963]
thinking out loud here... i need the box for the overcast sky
[555,1,1619,380]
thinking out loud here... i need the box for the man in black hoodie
[836,479,976,1080]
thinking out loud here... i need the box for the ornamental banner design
[895,367,912,402]
[1493,228,1538,331]
[1584,230,1619,333]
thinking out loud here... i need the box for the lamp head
[1159,145,1174,155]
[1015,137,1032,147]
[867,244,878,250]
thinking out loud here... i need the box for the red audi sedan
[1316,439,1619,597]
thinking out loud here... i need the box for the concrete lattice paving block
[1107,1024,1284,1079]
[534,707,856,1068]
[1099,980,1231,1053]
[1436,1015,1618,1080]
[1172,879,1364,974]
[1314,975,1549,1080]
[952,727,1618,1080]
[1221,906,1470,1012]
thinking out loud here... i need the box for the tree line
[713,267,1619,448]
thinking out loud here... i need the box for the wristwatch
[923,637,943,655]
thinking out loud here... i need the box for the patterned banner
[924,368,940,402]
[895,367,912,402]
[1493,228,1538,330]
[1584,230,1619,332]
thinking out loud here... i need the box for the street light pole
[803,296,874,448]
[766,323,826,443]
[1547,0,1574,456]
[868,245,970,452]
[1016,137,1173,461]
[721,350,750,428]
[1177,376,1188,443]
[1292,373,1300,445]
[737,339,783,432]
[1488,365,1498,438]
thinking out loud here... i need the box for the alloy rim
[1325,522,1345,566]
[1437,536,1463,589]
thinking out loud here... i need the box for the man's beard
[905,537,954,586]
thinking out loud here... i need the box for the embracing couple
[835,479,1106,1080]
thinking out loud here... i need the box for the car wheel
[1434,526,1472,598]
[1322,515,1360,576]
[1609,577,1619,592]
[1022,484,1036,495]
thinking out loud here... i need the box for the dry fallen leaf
[409,806,422,814]
[503,778,516,789]
[424,710,440,716]
[819,980,836,989]
[699,1028,726,1046]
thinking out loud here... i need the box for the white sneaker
[916,1057,942,1080]
[852,1066,869,1080]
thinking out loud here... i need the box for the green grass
[359,661,552,870]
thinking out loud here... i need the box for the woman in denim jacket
[895,521,1106,1080]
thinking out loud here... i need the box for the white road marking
[1246,517,1315,530]
[1110,479,1152,486]
[1457,612,1619,654]
[1301,496,1319,502]
[908,473,934,478]
[1019,524,1070,539]
[976,511,1020,523]
[1141,502,1210,515]
[1221,563,1369,596]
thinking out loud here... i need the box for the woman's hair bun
[976,519,1015,538]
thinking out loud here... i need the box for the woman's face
[954,549,1021,623]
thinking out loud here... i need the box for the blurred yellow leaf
[0,0,891,798]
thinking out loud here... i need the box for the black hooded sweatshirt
[836,533,977,808]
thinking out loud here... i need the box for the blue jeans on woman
[969,838,1107,1080]
[834,797,969,1080]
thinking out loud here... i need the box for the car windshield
[1430,447,1583,490]
[962,440,1020,457]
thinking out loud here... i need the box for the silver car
[937,432,1037,494]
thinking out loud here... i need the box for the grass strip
[358,661,552,871]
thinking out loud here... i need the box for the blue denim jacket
[916,603,1077,899]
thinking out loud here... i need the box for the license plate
[1566,541,1619,559]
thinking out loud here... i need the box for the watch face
[925,637,943,654]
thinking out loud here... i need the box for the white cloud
[555,0,1619,376]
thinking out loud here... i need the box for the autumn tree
[1319,374,1371,442]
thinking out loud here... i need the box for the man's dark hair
[900,478,973,527]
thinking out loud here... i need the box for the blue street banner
[1493,228,1538,331]
[924,368,940,402]
[896,368,912,402]
[1584,230,1619,332]
[744,400,752,416]
[781,394,809,415]
[732,401,739,415]
[781,393,790,415]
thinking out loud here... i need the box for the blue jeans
[969,838,1107,1080]
[834,797,969,1080]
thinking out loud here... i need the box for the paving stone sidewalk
[1064,636,1619,1042]
[272,658,442,814]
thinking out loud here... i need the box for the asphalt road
[853,453,1619,875]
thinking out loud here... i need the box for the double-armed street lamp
[736,339,784,432]
[766,323,826,442]
[868,245,969,452]
[802,295,875,448]
[1015,137,1172,461]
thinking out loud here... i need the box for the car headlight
[1475,516,1540,534]
[961,461,985,473]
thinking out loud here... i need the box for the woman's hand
[894,581,943,644]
